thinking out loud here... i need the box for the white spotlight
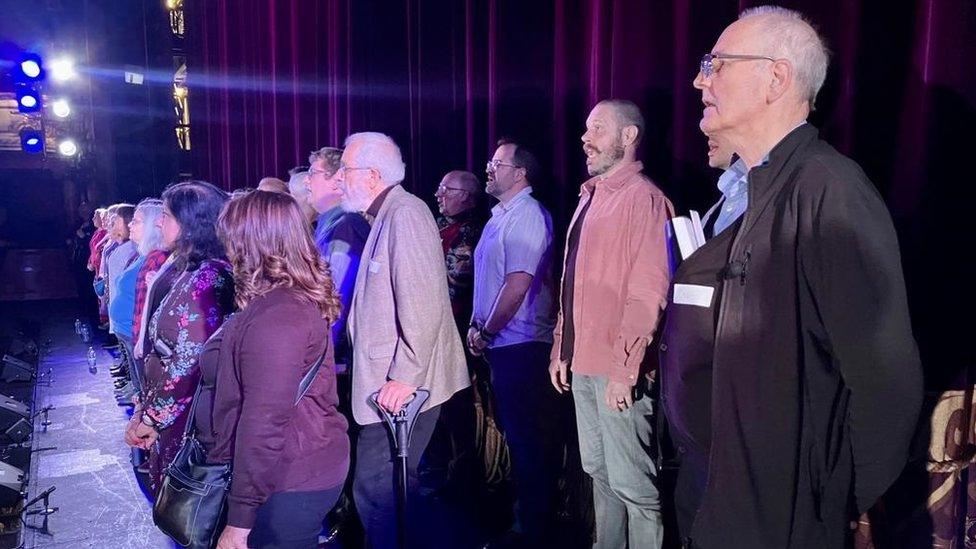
[21,60,41,78]
[52,99,71,118]
[58,140,78,157]
[19,95,37,108]
[49,59,76,81]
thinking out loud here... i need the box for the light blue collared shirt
[711,157,749,236]
[472,187,556,348]
[707,121,807,237]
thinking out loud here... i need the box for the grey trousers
[573,373,662,549]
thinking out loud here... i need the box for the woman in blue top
[109,198,165,396]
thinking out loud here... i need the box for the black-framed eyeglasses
[486,160,521,172]
[699,53,777,78]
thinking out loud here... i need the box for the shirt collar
[580,160,643,195]
[716,157,749,197]
[365,184,398,218]
[491,187,533,216]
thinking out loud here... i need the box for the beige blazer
[348,185,470,425]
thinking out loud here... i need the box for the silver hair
[287,170,308,195]
[135,198,165,256]
[739,5,830,108]
[343,132,406,185]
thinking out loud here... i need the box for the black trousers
[353,405,440,549]
[484,341,568,542]
[247,486,343,548]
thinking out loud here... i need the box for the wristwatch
[478,325,498,345]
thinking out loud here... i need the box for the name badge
[369,260,382,274]
[673,284,714,308]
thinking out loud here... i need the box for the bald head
[595,99,645,146]
[435,170,480,217]
[443,170,480,194]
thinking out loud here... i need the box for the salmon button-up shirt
[551,161,673,385]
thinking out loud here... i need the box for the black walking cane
[369,388,430,549]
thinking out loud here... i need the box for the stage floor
[18,302,173,548]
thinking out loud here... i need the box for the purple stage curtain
[185,1,975,544]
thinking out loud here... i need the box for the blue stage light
[15,85,41,113]
[15,53,44,82]
[21,60,41,78]
[20,129,44,154]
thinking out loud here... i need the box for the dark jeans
[247,486,343,548]
[354,405,440,549]
[484,341,568,543]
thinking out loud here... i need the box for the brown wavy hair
[217,190,341,322]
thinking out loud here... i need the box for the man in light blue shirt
[467,139,565,545]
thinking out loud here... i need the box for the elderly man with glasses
[338,132,470,549]
[658,6,922,548]
[434,170,485,328]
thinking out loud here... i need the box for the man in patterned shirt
[434,170,485,331]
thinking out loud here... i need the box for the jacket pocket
[368,341,397,359]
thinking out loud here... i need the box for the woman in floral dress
[123,181,235,493]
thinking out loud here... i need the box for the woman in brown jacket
[199,190,349,549]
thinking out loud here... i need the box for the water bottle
[87,346,97,373]
[74,318,82,334]
[80,323,92,343]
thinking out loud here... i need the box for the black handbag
[152,345,328,547]
[152,382,232,548]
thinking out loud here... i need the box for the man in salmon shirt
[549,99,673,548]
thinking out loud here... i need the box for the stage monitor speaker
[0,396,30,444]
[0,460,26,507]
[1,355,35,383]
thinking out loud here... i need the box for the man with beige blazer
[339,132,470,549]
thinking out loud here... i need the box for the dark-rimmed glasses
[699,53,777,78]
[486,160,521,172]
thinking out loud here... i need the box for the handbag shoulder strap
[295,341,329,405]
[180,379,205,440]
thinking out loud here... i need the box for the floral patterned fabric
[143,258,235,492]
[437,209,485,325]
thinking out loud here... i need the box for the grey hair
[135,198,164,256]
[287,170,308,195]
[343,132,406,185]
[308,146,343,176]
[739,5,830,108]
[444,170,481,194]
[596,99,645,145]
